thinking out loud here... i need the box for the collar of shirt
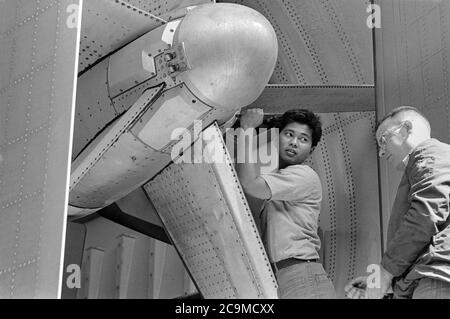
[402,138,435,169]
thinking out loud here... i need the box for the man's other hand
[345,276,367,299]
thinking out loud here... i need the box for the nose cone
[175,3,278,109]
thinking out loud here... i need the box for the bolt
[164,53,175,62]
[169,65,179,73]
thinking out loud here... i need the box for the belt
[272,258,319,272]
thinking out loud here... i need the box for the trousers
[412,277,450,299]
[275,261,336,299]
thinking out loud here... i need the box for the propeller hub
[174,3,278,109]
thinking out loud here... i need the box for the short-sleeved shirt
[260,164,322,263]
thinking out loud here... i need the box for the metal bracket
[141,50,157,77]
[139,42,171,83]
[163,42,191,78]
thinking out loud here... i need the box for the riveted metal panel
[108,20,182,98]
[74,22,184,161]
[0,0,80,298]
[126,0,215,18]
[307,112,381,295]
[223,0,373,85]
[111,53,185,114]
[144,124,278,299]
[70,85,172,208]
[79,0,215,74]
[73,58,117,160]
[130,84,211,152]
[79,0,165,74]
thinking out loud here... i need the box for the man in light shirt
[237,108,336,299]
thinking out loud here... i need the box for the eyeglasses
[377,122,406,157]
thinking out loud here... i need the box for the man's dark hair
[267,109,322,148]
[376,106,430,131]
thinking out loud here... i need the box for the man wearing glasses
[346,106,450,299]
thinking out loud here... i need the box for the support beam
[115,235,136,299]
[249,84,375,113]
[97,203,171,245]
[79,247,104,299]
